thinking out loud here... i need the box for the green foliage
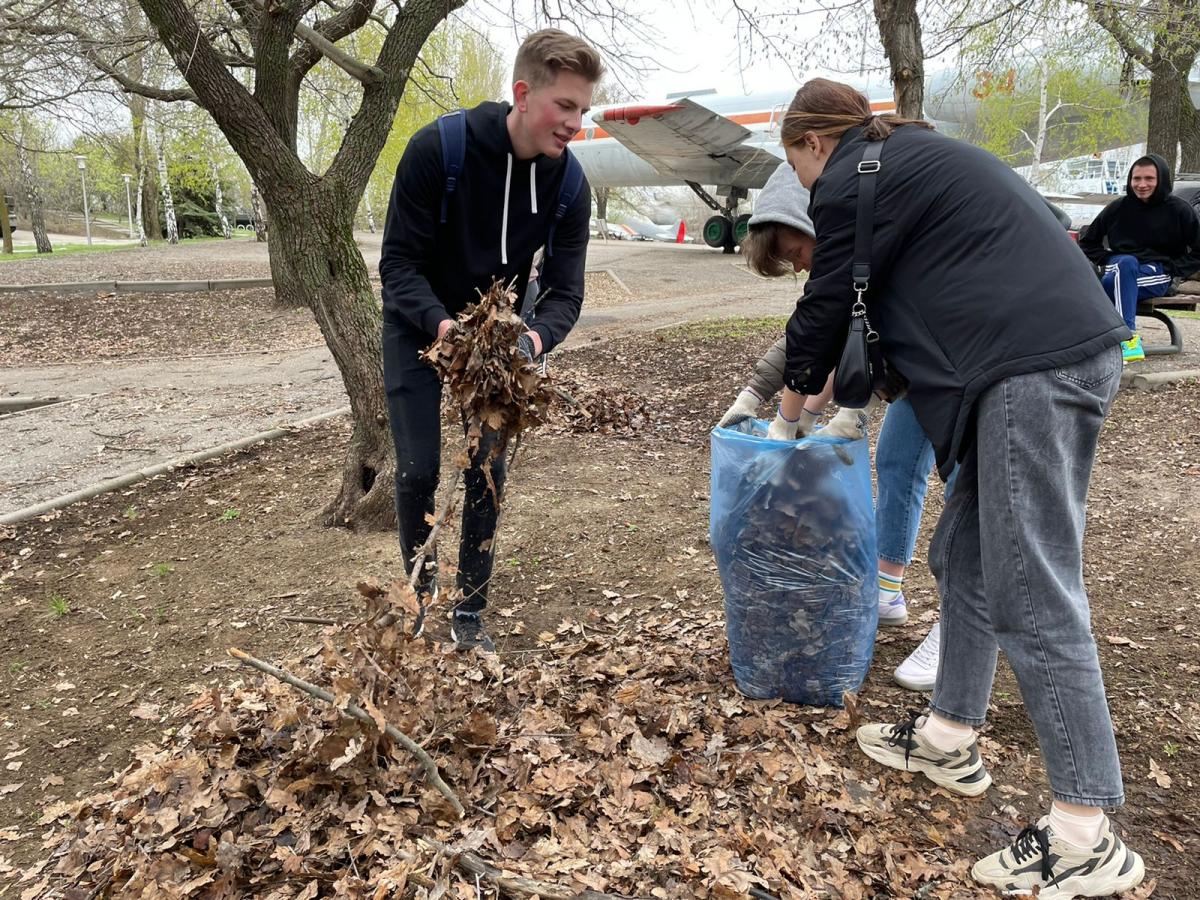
[48,595,70,617]
[968,60,1141,171]
[217,508,241,522]
[152,563,174,577]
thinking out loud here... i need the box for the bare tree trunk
[16,139,52,253]
[0,192,13,254]
[363,192,377,233]
[271,188,395,528]
[212,160,232,238]
[1180,85,1200,172]
[594,186,609,239]
[1147,33,1189,166]
[135,167,149,247]
[873,0,925,119]
[250,183,267,242]
[156,132,179,244]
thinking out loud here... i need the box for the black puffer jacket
[784,125,1128,477]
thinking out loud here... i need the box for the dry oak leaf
[1149,758,1172,789]
[628,730,671,767]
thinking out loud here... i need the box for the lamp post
[121,173,134,239]
[74,155,92,246]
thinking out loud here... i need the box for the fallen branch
[419,837,648,900]
[228,648,464,818]
[281,615,339,625]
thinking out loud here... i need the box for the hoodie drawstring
[530,162,538,214]
[501,153,512,266]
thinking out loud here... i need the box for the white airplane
[570,87,896,251]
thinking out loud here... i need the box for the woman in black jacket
[773,79,1141,899]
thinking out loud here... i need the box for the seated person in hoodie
[718,161,942,693]
[379,29,602,652]
[1080,154,1200,362]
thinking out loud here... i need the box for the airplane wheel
[733,213,752,245]
[703,215,731,249]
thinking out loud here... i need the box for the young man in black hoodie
[1080,154,1200,362]
[379,30,602,651]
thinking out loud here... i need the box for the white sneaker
[877,591,908,626]
[894,621,940,692]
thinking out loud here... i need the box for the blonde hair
[513,29,605,89]
[742,223,794,278]
[780,78,932,148]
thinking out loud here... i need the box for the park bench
[1137,284,1198,356]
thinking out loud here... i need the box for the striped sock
[879,569,903,604]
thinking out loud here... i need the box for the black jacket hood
[1127,154,1172,204]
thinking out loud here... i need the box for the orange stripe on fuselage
[572,98,896,141]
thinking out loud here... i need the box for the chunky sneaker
[878,591,909,627]
[450,612,496,653]
[1121,333,1145,363]
[856,712,992,796]
[894,621,940,691]
[972,816,1145,899]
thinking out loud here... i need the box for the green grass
[217,507,241,523]
[664,316,788,341]
[1165,308,1200,319]
[48,595,70,617]
[0,234,234,262]
[151,563,174,577]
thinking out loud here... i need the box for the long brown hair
[780,78,932,148]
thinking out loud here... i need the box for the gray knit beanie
[747,162,815,237]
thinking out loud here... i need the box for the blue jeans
[929,346,1124,806]
[876,397,936,565]
[1102,254,1171,332]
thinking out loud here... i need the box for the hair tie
[862,113,877,126]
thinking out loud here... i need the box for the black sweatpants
[382,320,508,614]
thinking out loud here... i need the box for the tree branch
[292,13,383,84]
[229,647,465,818]
[289,0,376,83]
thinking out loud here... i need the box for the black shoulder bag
[832,139,888,408]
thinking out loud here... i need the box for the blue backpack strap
[436,110,466,225]
[546,150,584,257]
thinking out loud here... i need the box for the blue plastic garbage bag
[710,419,878,706]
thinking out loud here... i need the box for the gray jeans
[930,345,1124,807]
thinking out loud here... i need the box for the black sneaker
[450,612,496,653]
[972,816,1145,898]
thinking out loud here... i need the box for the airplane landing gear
[688,181,749,253]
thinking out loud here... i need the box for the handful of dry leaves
[422,279,554,465]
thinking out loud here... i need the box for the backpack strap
[436,110,466,225]
[546,150,584,257]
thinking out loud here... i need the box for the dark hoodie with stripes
[1079,153,1200,279]
[379,101,590,352]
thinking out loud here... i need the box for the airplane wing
[597,99,783,189]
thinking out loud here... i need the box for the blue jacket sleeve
[379,127,452,337]
[527,172,591,353]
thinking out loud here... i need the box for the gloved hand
[766,408,820,441]
[822,395,881,440]
[517,333,538,362]
[718,390,761,428]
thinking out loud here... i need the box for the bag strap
[852,139,884,295]
[546,149,583,257]
[436,110,467,225]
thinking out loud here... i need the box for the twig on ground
[282,615,339,625]
[228,647,464,818]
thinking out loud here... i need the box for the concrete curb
[1121,369,1200,390]
[0,276,380,295]
[0,406,350,526]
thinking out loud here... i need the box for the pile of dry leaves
[548,376,649,436]
[22,578,981,899]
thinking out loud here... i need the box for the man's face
[513,70,594,158]
[1131,164,1158,201]
[777,228,815,274]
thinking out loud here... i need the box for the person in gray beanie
[717,160,944,689]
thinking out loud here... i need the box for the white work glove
[766,408,820,441]
[822,395,882,440]
[718,390,761,428]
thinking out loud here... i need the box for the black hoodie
[1079,154,1200,278]
[379,101,590,352]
